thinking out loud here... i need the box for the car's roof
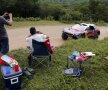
[63,23,97,32]
[80,23,96,27]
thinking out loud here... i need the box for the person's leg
[28,54,32,66]
[0,39,1,52]
[0,38,9,55]
[0,39,3,57]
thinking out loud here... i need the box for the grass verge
[6,20,68,29]
[0,39,108,90]
[6,20,108,29]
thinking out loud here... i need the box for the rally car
[62,23,100,40]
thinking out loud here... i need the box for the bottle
[23,68,32,79]
[14,64,19,72]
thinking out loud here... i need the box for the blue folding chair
[30,39,51,68]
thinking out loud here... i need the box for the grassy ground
[7,20,68,29]
[0,39,108,90]
[6,20,108,29]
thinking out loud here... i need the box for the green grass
[0,39,108,90]
[7,20,68,29]
[6,20,108,29]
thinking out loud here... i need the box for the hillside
[39,0,108,4]
[39,0,89,4]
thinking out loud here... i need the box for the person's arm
[26,37,33,52]
[26,37,31,47]
[43,34,49,39]
[2,13,13,26]
[8,13,13,26]
[27,34,32,37]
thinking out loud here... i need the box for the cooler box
[1,65,22,90]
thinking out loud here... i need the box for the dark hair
[30,27,36,35]
[3,13,10,19]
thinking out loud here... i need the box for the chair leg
[67,56,69,68]
[49,55,51,61]
[31,56,51,68]
[48,59,50,67]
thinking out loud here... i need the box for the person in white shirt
[26,27,53,66]
[26,27,48,52]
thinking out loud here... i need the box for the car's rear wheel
[88,31,99,39]
[62,32,68,40]
[97,31,100,35]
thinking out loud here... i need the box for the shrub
[13,17,41,21]
[59,14,72,23]
[13,17,25,21]
[96,20,107,26]
[45,16,54,21]
[25,17,41,21]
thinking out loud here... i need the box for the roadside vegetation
[6,19,108,29]
[0,39,108,90]
[7,20,68,29]
[0,0,108,23]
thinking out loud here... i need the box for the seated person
[26,27,53,66]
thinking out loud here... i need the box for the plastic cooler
[1,65,23,90]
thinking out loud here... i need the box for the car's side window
[85,27,90,31]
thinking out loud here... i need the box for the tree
[0,0,15,14]
[14,0,39,17]
[88,0,99,21]
[89,0,108,22]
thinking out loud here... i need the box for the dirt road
[7,25,108,51]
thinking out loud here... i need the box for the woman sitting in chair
[26,27,53,66]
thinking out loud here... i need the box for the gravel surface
[7,25,108,51]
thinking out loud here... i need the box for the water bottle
[14,64,19,72]
[23,68,32,79]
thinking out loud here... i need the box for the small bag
[64,67,81,77]
[1,55,18,68]
[0,58,7,65]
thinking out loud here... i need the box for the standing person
[0,12,13,57]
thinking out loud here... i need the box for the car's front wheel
[62,32,68,40]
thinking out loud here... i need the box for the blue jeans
[0,38,9,54]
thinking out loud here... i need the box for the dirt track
[7,25,108,51]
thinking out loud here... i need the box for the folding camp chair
[65,51,94,77]
[65,51,82,77]
[30,39,51,68]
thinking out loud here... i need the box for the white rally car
[62,23,100,40]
